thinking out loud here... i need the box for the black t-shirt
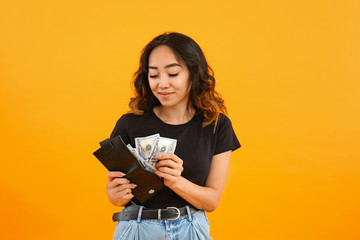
[110,109,241,209]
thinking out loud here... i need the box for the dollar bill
[143,160,157,172]
[135,134,160,161]
[146,137,177,171]
[152,137,177,156]
[131,134,178,174]
[126,143,134,152]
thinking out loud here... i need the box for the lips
[158,92,174,99]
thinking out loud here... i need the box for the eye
[149,75,158,79]
[169,73,179,77]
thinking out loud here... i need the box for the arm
[155,151,232,212]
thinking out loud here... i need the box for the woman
[106,32,241,240]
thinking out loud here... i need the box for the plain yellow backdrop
[1,0,359,239]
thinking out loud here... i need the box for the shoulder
[116,111,150,122]
[110,112,148,139]
[218,113,231,124]
[194,112,233,131]
[213,113,237,138]
[213,113,241,154]
[212,113,233,132]
[114,111,154,128]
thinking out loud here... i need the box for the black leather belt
[113,205,198,222]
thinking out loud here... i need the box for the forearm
[155,152,231,212]
[171,177,221,212]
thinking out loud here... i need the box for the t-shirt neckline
[150,108,197,128]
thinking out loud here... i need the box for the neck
[154,104,195,125]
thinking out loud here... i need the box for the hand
[106,171,136,207]
[155,153,184,188]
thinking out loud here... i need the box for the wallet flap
[93,135,142,174]
[99,139,114,153]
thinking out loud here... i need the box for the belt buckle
[158,207,180,221]
[166,207,180,221]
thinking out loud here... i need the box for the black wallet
[93,135,164,203]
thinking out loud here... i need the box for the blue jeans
[113,206,212,240]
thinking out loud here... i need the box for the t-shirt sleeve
[213,114,241,155]
[109,114,131,144]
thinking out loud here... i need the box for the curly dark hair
[129,32,227,127]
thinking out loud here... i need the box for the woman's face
[148,45,191,109]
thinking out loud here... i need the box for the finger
[111,183,137,193]
[107,171,125,181]
[112,177,130,185]
[156,154,183,164]
[113,188,134,200]
[155,170,178,182]
[155,153,173,159]
[157,166,181,177]
[156,159,177,168]
[108,178,130,189]
[112,183,137,191]
[155,153,178,161]
[123,193,134,199]
[156,160,183,173]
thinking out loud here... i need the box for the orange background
[1,0,359,239]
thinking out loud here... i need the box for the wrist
[170,176,186,191]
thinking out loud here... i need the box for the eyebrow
[148,63,181,69]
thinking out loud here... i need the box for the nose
[158,74,170,89]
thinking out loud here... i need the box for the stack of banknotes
[126,134,177,173]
